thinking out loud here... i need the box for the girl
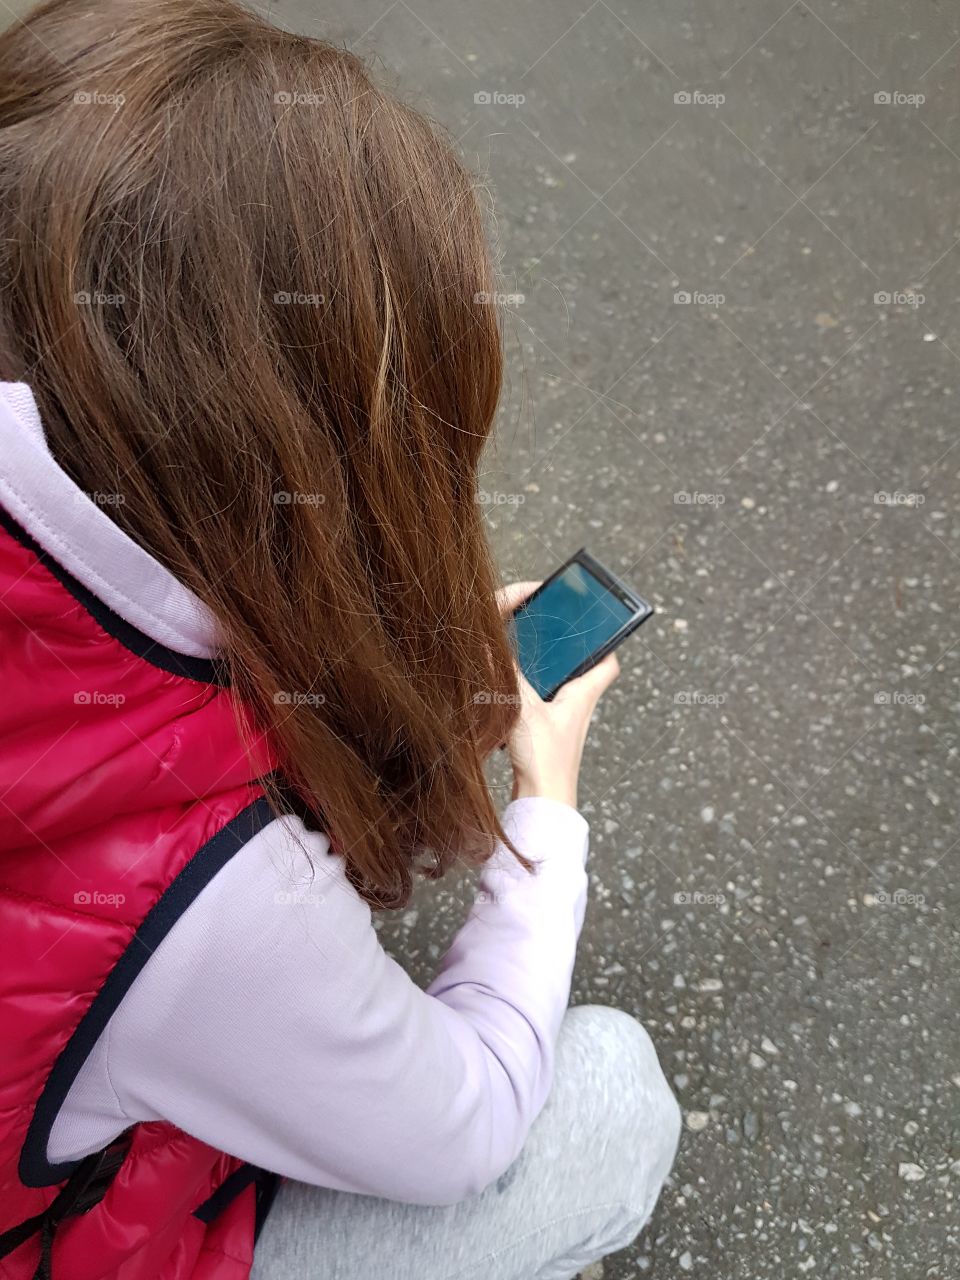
[0,1,680,1277]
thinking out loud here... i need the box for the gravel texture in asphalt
[7,1,957,1276]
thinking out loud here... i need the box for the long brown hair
[0,0,525,907]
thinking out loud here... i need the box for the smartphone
[510,549,654,701]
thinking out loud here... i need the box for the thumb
[497,580,542,615]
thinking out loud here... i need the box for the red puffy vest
[0,503,279,1280]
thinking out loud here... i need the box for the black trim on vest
[19,794,276,1188]
[192,1162,280,1233]
[0,505,227,685]
[193,1163,263,1224]
[254,1169,281,1240]
[0,1134,132,1276]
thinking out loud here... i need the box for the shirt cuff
[495,796,590,873]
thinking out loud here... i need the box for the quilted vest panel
[0,508,278,1280]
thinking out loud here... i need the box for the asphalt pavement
[5,1,957,1276]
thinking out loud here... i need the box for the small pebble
[898,1162,926,1182]
[686,1111,710,1132]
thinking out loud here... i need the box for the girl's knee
[559,1004,681,1195]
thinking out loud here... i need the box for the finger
[514,667,542,706]
[496,580,542,614]
[553,651,621,703]
[500,669,541,753]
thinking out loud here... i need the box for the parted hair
[0,0,525,907]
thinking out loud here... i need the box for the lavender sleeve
[50,797,590,1205]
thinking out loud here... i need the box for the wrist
[512,776,578,809]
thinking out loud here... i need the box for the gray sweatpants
[251,1005,681,1280]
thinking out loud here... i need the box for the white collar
[0,382,219,659]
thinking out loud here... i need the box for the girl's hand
[497,581,620,810]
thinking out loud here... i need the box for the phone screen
[511,561,637,698]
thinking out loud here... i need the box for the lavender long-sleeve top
[0,382,591,1205]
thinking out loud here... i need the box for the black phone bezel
[510,548,654,701]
